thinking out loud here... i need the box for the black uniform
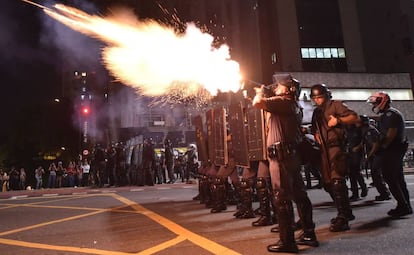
[345,124,368,200]
[254,76,318,253]
[360,122,390,200]
[311,99,356,231]
[140,139,155,186]
[377,107,412,216]
[164,140,175,184]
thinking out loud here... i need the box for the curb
[0,183,197,200]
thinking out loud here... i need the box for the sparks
[25,1,243,101]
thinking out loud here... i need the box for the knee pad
[240,179,251,189]
[256,177,269,189]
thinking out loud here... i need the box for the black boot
[271,196,303,233]
[234,179,255,219]
[295,196,319,247]
[210,177,227,213]
[375,193,391,201]
[330,179,352,232]
[349,175,360,201]
[204,177,214,208]
[252,178,273,226]
[359,177,368,198]
[198,175,208,204]
[225,181,239,206]
[267,196,298,253]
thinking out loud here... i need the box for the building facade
[67,0,414,146]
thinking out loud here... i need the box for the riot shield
[213,106,228,166]
[193,115,209,162]
[206,109,215,164]
[228,102,249,167]
[247,106,267,161]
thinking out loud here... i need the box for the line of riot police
[88,137,199,187]
[191,74,411,253]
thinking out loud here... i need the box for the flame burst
[43,3,242,102]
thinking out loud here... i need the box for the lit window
[331,48,338,58]
[300,47,345,59]
[338,48,346,58]
[323,48,331,58]
[316,48,324,58]
[301,48,310,58]
[309,48,316,58]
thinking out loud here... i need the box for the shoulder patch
[386,111,392,117]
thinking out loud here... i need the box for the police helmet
[273,74,301,98]
[310,84,332,99]
[367,91,391,114]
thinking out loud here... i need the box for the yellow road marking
[134,236,187,255]
[0,193,241,255]
[111,193,241,255]
[0,209,105,237]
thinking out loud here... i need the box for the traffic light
[81,106,90,115]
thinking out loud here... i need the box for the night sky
[0,0,194,167]
[0,1,105,134]
[1,1,52,115]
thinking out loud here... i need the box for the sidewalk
[0,186,101,200]
[0,183,194,200]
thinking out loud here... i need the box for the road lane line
[111,193,241,255]
[135,236,187,255]
[42,193,58,197]
[0,238,132,255]
[0,209,105,237]
[10,195,28,199]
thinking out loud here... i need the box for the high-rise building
[68,0,414,145]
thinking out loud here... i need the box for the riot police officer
[310,84,358,232]
[345,121,368,201]
[140,138,155,186]
[367,91,412,217]
[358,115,391,201]
[163,139,175,184]
[253,74,318,253]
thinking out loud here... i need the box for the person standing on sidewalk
[35,166,45,189]
[48,163,57,188]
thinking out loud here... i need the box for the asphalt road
[0,175,413,255]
